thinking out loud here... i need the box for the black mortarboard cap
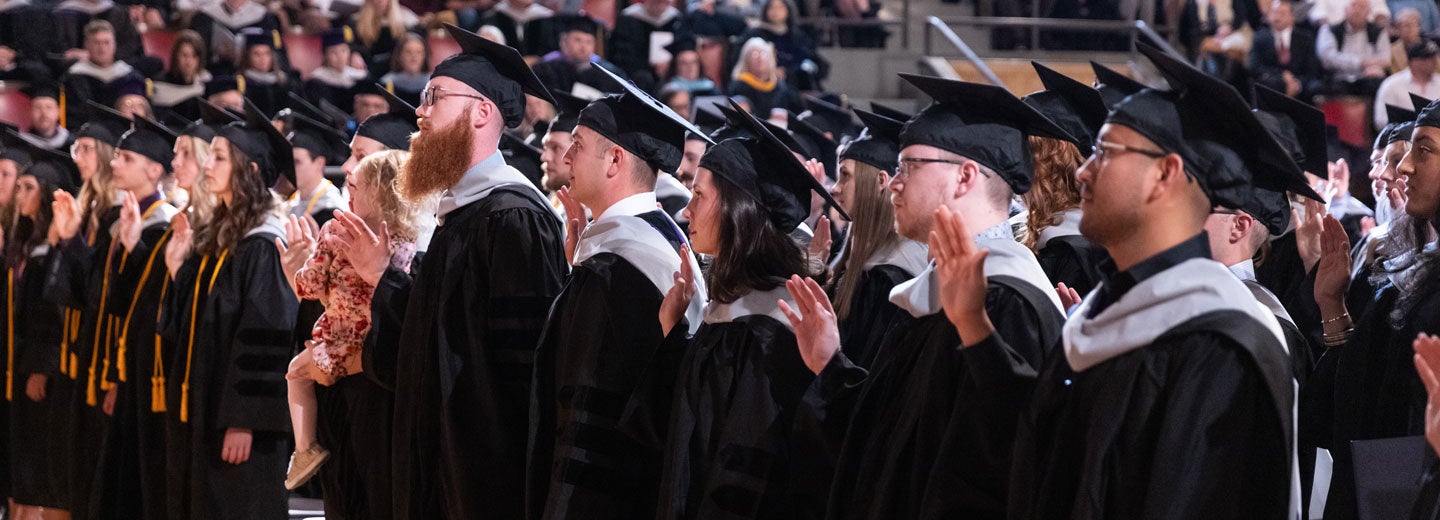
[355,87,418,151]
[1092,61,1148,108]
[549,89,590,134]
[869,102,913,123]
[1029,61,1108,155]
[1111,43,1320,210]
[559,14,600,35]
[0,125,33,166]
[1387,103,1419,145]
[114,74,150,99]
[5,129,77,194]
[23,82,59,100]
[664,36,697,55]
[1375,122,1395,150]
[205,75,244,98]
[242,28,279,49]
[1253,84,1327,177]
[841,109,902,172]
[800,95,857,139]
[322,27,353,49]
[289,112,349,164]
[218,99,295,187]
[76,101,133,146]
[897,73,1079,195]
[432,23,556,128]
[576,65,715,173]
[1411,93,1433,112]
[699,100,847,231]
[118,116,178,171]
[787,111,837,177]
[1414,95,1440,130]
[180,100,240,141]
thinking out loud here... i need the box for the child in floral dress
[282,151,421,489]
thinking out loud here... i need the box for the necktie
[1279,37,1290,65]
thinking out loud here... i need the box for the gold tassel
[151,373,165,412]
[179,383,189,423]
[150,273,170,413]
[59,309,70,378]
[59,89,66,129]
[116,337,127,383]
[6,270,15,402]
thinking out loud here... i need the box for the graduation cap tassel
[59,89,67,130]
[59,309,71,378]
[116,337,127,383]
[152,276,169,413]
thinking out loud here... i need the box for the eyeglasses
[70,141,95,158]
[1211,208,1241,215]
[1090,140,1167,163]
[420,86,486,108]
[894,157,972,180]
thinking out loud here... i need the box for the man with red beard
[332,23,567,519]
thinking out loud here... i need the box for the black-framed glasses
[1091,140,1167,162]
[421,86,486,108]
[1211,208,1241,215]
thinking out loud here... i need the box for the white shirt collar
[1227,258,1257,282]
[594,191,659,222]
[1277,27,1292,47]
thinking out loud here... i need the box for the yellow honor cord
[152,277,170,413]
[117,227,171,384]
[87,249,118,406]
[179,250,227,424]
[6,269,15,402]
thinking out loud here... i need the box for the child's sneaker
[285,444,331,490]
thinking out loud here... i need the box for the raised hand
[808,215,833,266]
[117,191,142,253]
[1414,333,1440,456]
[1295,197,1325,272]
[658,244,695,337]
[50,190,82,243]
[931,206,994,346]
[1313,214,1353,319]
[557,187,586,265]
[778,275,841,375]
[1056,282,1081,310]
[221,428,253,465]
[165,212,193,279]
[275,214,319,294]
[25,374,46,402]
[1388,177,1408,212]
[1330,159,1351,201]
[331,209,390,287]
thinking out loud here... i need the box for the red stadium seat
[428,35,462,71]
[697,36,726,89]
[141,29,178,69]
[0,89,32,132]
[1319,96,1372,148]
[285,33,324,80]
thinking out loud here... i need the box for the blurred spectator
[531,17,627,94]
[1375,40,1440,126]
[238,29,296,115]
[609,0,688,92]
[350,0,420,75]
[151,30,213,121]
[659,86,692,119]
[662,39,719,95]
[352,84,390,123]
[114,79,154,120]
[480,0,553,52]
[1179,0,1261,62]
[1387,0,1440,33]
[737,0,827,91]
[1390,7,1426,71]
[1311,0,1388,25]
[21,85,71,151]
[189,0,285,66]
[727,37,801,117]
[56,0,144,67]
[1251,0,1322,99]
[378,33,430,106]
[831,0,888,48]
[63,20,140,130]
[0,0,62,83]
[686,0,748,37]
[1317,0,1390,95]
[479,23,507,43]
[205,75,246,111]
[306,29,370,111]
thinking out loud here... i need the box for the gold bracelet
[1322,312,1352,325]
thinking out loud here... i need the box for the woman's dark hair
[664,49,707,84]
[388,32,431,74]
[1368,211,1440,327]
[164,30,208,84]
[762,0,798,32]
[194,140,275,257]
[705,172,816,303]
[4,174,56,270]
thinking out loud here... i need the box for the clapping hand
[275,214,320,294]
[331,210,390,287]
[557,187,586,265]
[164,212,193,279]
[931,206,994,346]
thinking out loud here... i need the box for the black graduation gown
[1257,231,1324,357]
[312,366,399,520]
[725,80,802,120]
[55,5,142,63]
[526,252,682,519]
[531,58,628,96]
[179,229,298,520]
[654,300,815,519]
[812,278,1063,520]
[0,3,63,78]
[365,185,566,519]
[1305,282,1439,520]
[61,70,142,133]
[1006,310,1296,519]
[159,244,216,520]
[1414,451,1440,520]
[43,207,122,516]
[832,264,916,369]
[1036,234,1108,296]
[90,216,173,520]
[608,12,687,92]
[8,246,68,509]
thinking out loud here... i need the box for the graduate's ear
[876,170,891,192]
[147,160,165,184]
[1149,152,1187,203]
[954,160,981,199]
[471,98,495,129]
[606,144,626,179]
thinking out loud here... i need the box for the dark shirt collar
[1088,232,1212,318]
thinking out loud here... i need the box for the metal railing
[924,16,1175,55]
[797,16,913,50]
[924,16,1006,86]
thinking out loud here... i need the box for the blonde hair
[355,150,422,242]
[356,0,409,47]
[731,37,778,82]
[828,159,901,321]
[180,135,217,227]
[1021,136,1084,251]
[79,141,117,241]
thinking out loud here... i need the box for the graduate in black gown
[525,67,712,520]
[351,24,566,519]
[531,17,629,96]
[608,0,690,92]
[85,116,182,520]
[44,102,131,520]
[1021,62,1111,296]
[947,43,1314,519]
[284,111,350,226]
[1306,97,1440,520]
[653,100,847,519]
[167,99,298,519]
[61,21,144,133]
[5,135,76,515]
[822,109,927,367]
[304,83,416,520]
[783,76,1070,520]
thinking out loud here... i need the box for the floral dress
[294,223,417,376]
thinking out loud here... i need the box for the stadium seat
[141,29,178,69]
[1320,96,1372,148]
[0,88,32,131]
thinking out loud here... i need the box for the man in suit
[1252,0,1324,101]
